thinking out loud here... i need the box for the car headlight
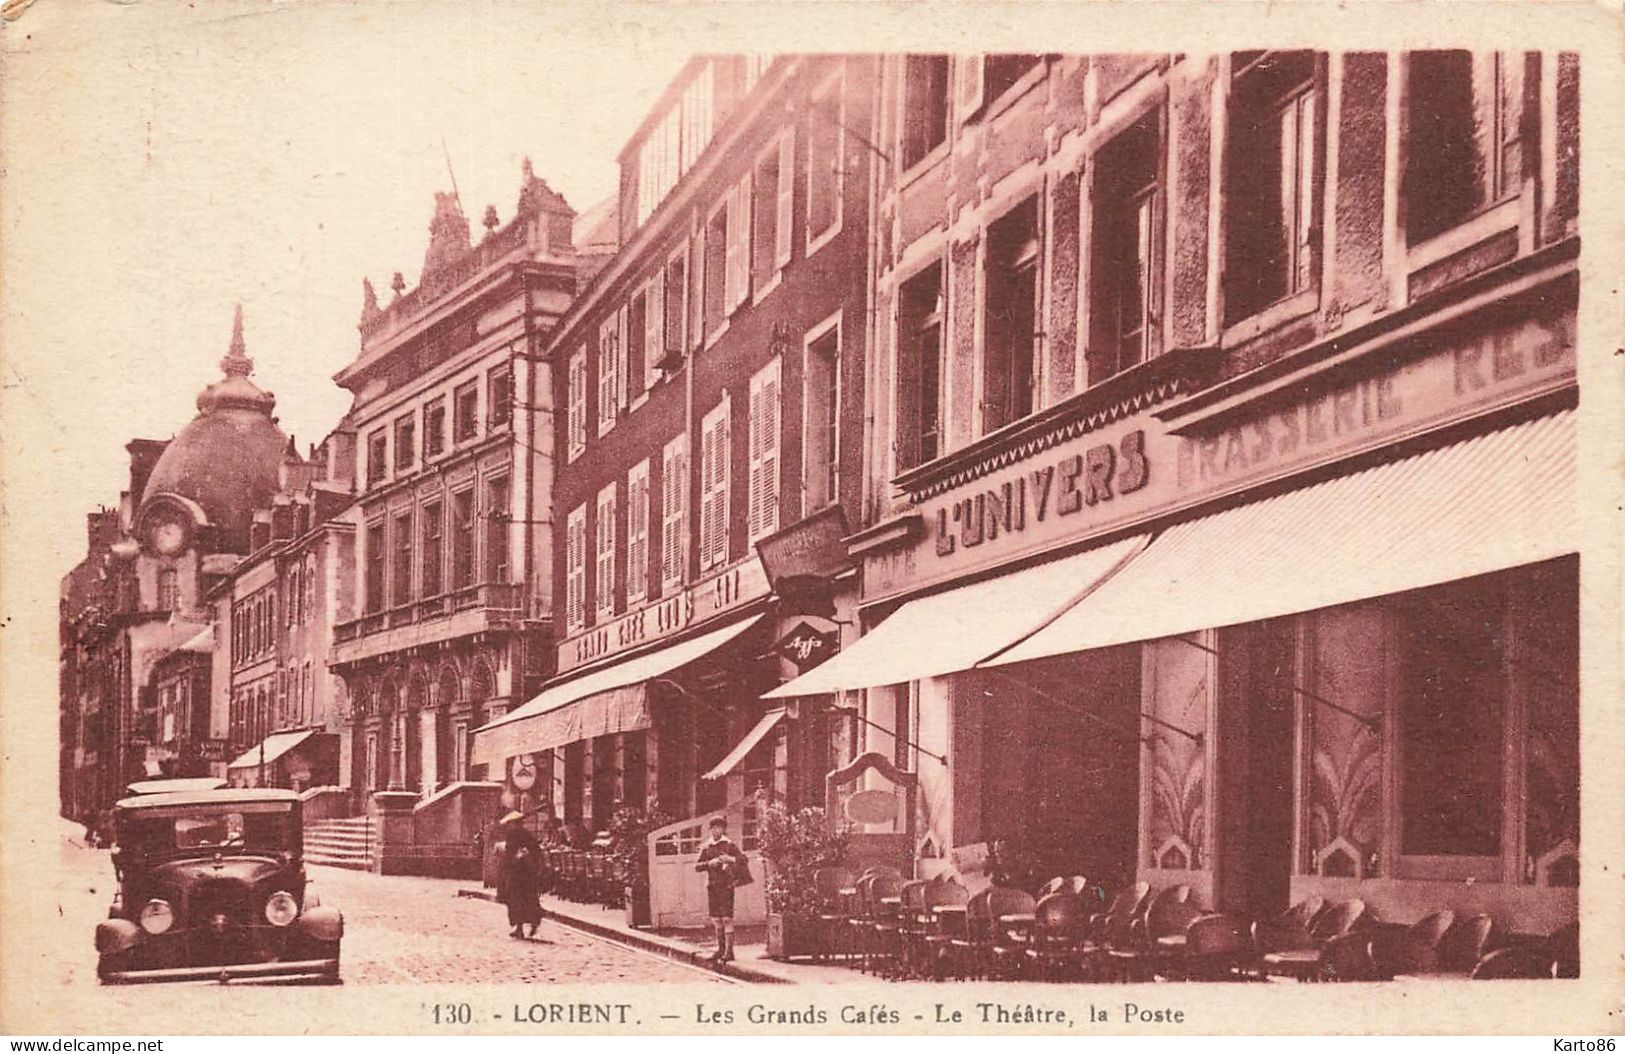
[264,891,299,927]
[139,898,174,935]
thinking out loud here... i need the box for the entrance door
[1218,620,1297,918]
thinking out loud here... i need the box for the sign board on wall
[557,557,770,674]
[863,307,1575,602]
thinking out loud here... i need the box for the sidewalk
[456,885,858,985]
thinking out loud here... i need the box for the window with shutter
[565,504,586,631]
[597,316,620,436]
[567,349,587,461]
[806,74,844,253]
[748,358,782,541]
[595,483,617,617]
[661,433,689,590]
[776,132,795,268]
[725,175,751,312]
[627,293,647,401]
[699,398,730,571]
[627,460,650,604]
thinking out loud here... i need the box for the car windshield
[118,805,296,856]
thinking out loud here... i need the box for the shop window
[392,510,413,605]
[421,500,443,597]
[983,197,1041,433]
[805,77,844,252]
[595,482,617,618]
[1088,111,1163,384]
[660,433,689,591]
[895,262,944,470]
[703,204,729,339]
[485,476,510,583]
[699,398,731,571]
[365,522,386,613]
[488,365,512,429]
[453,381,480,443]
[597,312,623,436]
[747,357,782,541]
[423,398,446,458]
[1397,575,1506,859]
[901,55,950,169]
[1225,51,1320,326]
[566,503,587,631]
[803,322,841,511]
[366,430,387,487]
[626,460,650,604]
[659,245,687,371]
[1404,50,1526,246]
[752,131,795,290]
[566,348,587,461]
[156,569,179,612]
[451,488,475,590]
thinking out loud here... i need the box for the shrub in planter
[758,804,849,960]
[607,803,671,927]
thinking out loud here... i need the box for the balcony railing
[333,582,526,644]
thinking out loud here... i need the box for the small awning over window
[761,535,1148,697]
[227,728,317,770]
[702,708,787,781]
[471,613,765,766]
[178,625,214,653]
[990,409,1576,667]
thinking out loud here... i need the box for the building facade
[472,55,878,839]
[768,50,1580,937]
[328,164,578,803]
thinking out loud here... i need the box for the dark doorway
[1220,620,1297,919]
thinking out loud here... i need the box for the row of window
[569,72,846,462]
[363,476,511,614]
[227,663,316,747]
[564,326,842,634]
[231,588,277,666]
[284,554,319,628]
[893,50,1536,472]
[366,365,513,489]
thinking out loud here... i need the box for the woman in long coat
[498,811,544,938]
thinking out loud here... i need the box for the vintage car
[95,787,342,984]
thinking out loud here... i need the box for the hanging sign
[772,621,839,673]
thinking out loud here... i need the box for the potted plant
[759,803,849,961]
[607,803,669,928]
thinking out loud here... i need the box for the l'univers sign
[862,305,1575,603]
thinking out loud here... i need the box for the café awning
[990,409,1576,666]
[470,613,765,765]
[761,535,1148,697]
[701,708,787,780]
[227,728,317,771]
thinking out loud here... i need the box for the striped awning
[471,614,764,765]
[989,409,1576,666]
[702,709,787,781]
[762,535,1148,697]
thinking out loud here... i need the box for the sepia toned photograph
[3,0,1622,1039]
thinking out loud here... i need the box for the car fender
[95,918,141,955]
[295,904,343,943]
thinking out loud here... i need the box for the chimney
[250,511,272,553]
[125,439,170,505]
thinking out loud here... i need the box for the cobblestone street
[53,838,725,988]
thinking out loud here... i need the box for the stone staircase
[303,815,374,871]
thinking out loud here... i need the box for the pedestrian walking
[694,816,748,962]
[497,810,544,939]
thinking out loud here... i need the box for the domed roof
[140,306,290,553]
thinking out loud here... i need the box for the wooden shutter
[595,486,616,616]
[725,175,751,312]
[956,55,985,121]
[700,399,730,570]
[661,434,688,588]
[567,349,586,458]
[775,132,795,268]
[645,278,664,387]
[566,505,586,629]
[748,358,781,540]
[689,234,705,350]
[627,461,649,603]
[597,317,619,435]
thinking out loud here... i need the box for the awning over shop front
[227,728,317,770]
[762,535,1149,698]
[701,708,787,781]
[471,613,765,766]
[990,409,1576,667]
[178,624,214,653]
